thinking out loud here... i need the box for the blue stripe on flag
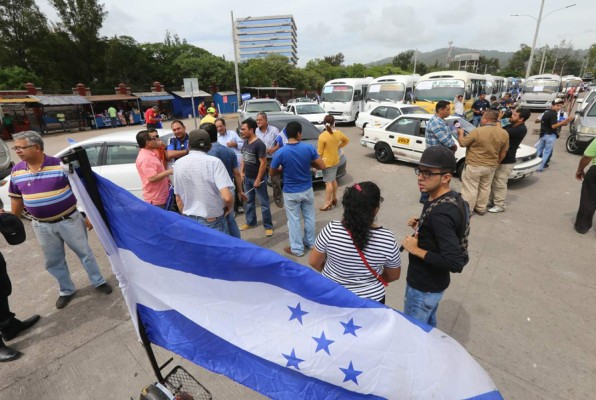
[138,303,385,400]
[94,172,398,312]
[464,391,504,400]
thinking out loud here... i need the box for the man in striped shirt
[8,131,112,310]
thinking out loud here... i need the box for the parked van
[320,77,374,123]
[519,74,562,110]
[364,74,420,111]
[413,71,487,120]
[485,75,506,98]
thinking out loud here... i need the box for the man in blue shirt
[166,120,190,168]
[270,122,325,257]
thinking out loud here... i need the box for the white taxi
[355,103,428,131]
[360,114,542,179]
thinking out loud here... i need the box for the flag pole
[60,146,166,384]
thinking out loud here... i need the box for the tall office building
[234,15,297,64]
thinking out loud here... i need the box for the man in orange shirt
[136,129,173,208]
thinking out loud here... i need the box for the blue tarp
[213,92,238,114]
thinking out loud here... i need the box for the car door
[101,142,143,198]
[410,118,428,162]
[369,106,388,128]
[384,117,420,161]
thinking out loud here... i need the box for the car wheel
[566,134,582,154]
[456,160,465,178]
[374,143,394,164]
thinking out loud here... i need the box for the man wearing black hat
[0,213,40,362]
[401,146,470,328]
[173,129,234,234]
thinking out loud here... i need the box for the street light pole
[231,11,242,110]
[525,0,545,79]
[511,2,576,79]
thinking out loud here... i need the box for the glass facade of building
[235,15,297,64]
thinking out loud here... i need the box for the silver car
[239,99,287,121]
[567,97,596,154]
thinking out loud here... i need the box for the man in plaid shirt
[420,100,460,203]
[425,100,458,151]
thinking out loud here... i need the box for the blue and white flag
[69,171,502,400]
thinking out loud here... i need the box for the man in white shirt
[256,112,283,207]
[215,117,245,214]
[173,129,234,235]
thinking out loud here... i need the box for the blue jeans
[31,211,106,296]
[283,189,316,256]
[186,214,229,235]
[472,115,481,127]
[226,188,241,239]
[535,133,557,171]
[403,284,444,328]
[244,176,273,229]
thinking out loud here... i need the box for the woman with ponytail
[317,114,349,211]
[309,181,401,303]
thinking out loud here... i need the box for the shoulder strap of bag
[344,226,388,287]
[418,193,469,255]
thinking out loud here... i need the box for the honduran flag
[69,170,502,400]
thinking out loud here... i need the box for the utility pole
[413,49,417,74]
[446,41,453,68]
[231,11,242,110]
[525,0,545,78]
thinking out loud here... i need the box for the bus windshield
[524,80,560,93]
[321,85,353,102]
[414,79,464,101]
[366,83,405,102]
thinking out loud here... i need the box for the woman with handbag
[309,181,401,303]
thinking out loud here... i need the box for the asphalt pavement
[0,106,594,399]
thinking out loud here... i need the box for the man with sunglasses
[8,131,112,310]
[135,129,173,208]
[401,146,470,328]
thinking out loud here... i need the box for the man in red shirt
[145,106,160,129]
[135,129,173,208]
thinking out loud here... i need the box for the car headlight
[578,126,596,135]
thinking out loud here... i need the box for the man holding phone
[471,92,490,127]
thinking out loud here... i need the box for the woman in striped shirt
[309,182,401,303]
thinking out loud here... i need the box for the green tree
[0,0,49,70]
[104,36,154,88]
[323,52,345,67]
[478,56,500,74]
[50,0,107,83]
[392,50,414,71]
[502,44,531,76]
[0,66,40,90]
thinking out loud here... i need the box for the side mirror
[465,92,471,100]
[576,109,584,117]
[576,99,583,104]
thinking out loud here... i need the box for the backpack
[418,192,470,256]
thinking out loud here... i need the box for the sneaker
[239,224,254,231]
[265,229,274,237]
[488,206,505,213]
[56,293,76,309]
[236,206,245,214]
[96,283,113,295]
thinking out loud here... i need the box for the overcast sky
[37,0,595,66]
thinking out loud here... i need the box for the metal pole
[525,0,545,78]
[413,50,417,74]
[90,103,98,130]
[539,47,547,74]
[231,11,242,111]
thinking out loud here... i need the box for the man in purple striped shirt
[8,131,112,309]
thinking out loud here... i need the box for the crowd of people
[1,90,594,363]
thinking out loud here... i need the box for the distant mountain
[368,47,515,68]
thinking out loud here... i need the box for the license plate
[315,170,323,178]
[397,137,410,145]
